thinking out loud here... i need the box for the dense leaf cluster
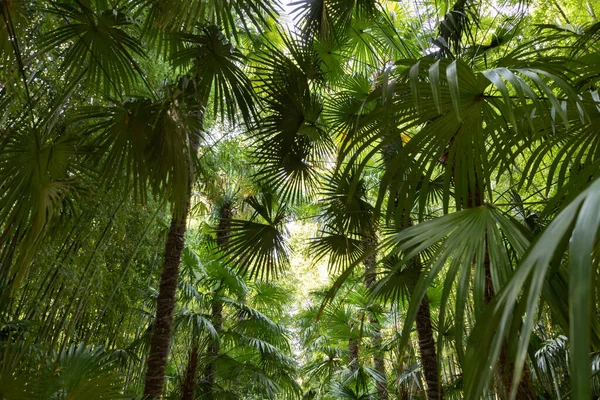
[2,0,600,399]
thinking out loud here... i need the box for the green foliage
[3,0,600,399]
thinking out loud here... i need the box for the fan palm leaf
[218,194,291,280]
[0,123,83,294]
[75,94,196,212]
[139,0,279,41]
[170,24,256,124]
[41,2,145,95]
[252,36,333,203]
[464,176,600,399]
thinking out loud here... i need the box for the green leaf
[464,177,600,399]
[447,60,462,121]
[218,195,291,280]
[429,60,443,114]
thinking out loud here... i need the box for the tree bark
[416,297,441,400]
[181,345,199,400]
[364,235,388,400]
[371,316,388,400]
[215,200,232,248]
[143,205,190,399]
[201,200,232,398]
[143,121,201,399]
[348,331,360,372]
[405,220,442,400]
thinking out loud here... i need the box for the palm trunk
[371,316,388,399]
[181,345,199,400]
[416,297,441,400]
[201,200,232,398]
[348,331,360,372]
[364,235,388,400]
[441,130,537,399]
[382,137,442,399]
[404,219,442,400]
[215,200,232,248]
[143,205,191,399]
[143,124,201,398]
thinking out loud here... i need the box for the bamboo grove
[1,0,600,399]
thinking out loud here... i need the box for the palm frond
[170,24,256,124]
[464,177,600,399]
[41,3,145,95]
[252,37,333,203]
[74,93,197,212]
[311,228,365,274]
[139,0,279,41]
[218,195,291,280]
[381,205,530,365]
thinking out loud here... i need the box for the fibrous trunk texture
[143,206,190,399]
[181,345,199,400]
[416,297,441,400]
[143,132,200,399]
[364,235,388,400]
[405,220,442,400]
[201,200,232,398]
[215,200,232,247]
[348,332,360,372]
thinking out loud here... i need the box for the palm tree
[297,286,384,399]
[130,24,257,398]
[4,1,600,399]
[186,169,293,398]
[198,195,235,399]
[280,3,446,396]
[297,2,600,399]
[2,0,278,396]
[343,9,600,400]
[176,247,219,400]
[311,167,391,398]
[173,240,299,400]
[306,68,443,397]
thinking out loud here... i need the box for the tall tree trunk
[405,219,442,400]
[364,234,388,400]
[181,345,199,400]
[382,136,442,399]
[215,200,232,248]
[143,124,201,398]
[440,128,536,399]
[348,330,360,372]
[415,297,441,400]
[143,204,191,399]
[201,199,232,399]
[371,327,387,399]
